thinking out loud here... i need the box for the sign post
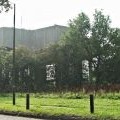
[25,66,30,110]
[90,94,94,113]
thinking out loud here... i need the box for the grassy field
[0,92,120,119]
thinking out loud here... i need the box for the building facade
[0,25,68,50]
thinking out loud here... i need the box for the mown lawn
[0,93,120,119]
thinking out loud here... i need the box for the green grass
[0,93,120,119]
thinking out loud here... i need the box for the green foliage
[0,48,12,91]
[0,93,120,119]
[0,10,120,92]
[32,92,87,99]
[0,0,11,12]
[62,10,120,84]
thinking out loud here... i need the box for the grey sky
[0,0,120,29]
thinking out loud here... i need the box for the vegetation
[0,93,119,119]
[0,2,120,119]
[0,0,11,12]
[0,10,120,92]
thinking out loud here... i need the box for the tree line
[0,10,120,92]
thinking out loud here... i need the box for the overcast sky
[0,0,120,29]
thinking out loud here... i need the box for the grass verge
[0,93,119,120]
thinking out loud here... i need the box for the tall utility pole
[13,3,16,105]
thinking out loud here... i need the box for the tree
[104,28,120,84]
[0,0,11,12]
[62,10,120,86]
[14,47,35,92]
[61,12,91,86]
[90,10,112,83]
[0,47,12,91]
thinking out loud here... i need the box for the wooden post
[90,94,94,113]
[26,93,30,110]
[13,91,15,105]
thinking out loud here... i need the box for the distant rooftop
[0,24,68,50]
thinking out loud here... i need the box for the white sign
[46,64,55,80]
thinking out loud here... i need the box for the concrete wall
[0,25,68,50]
